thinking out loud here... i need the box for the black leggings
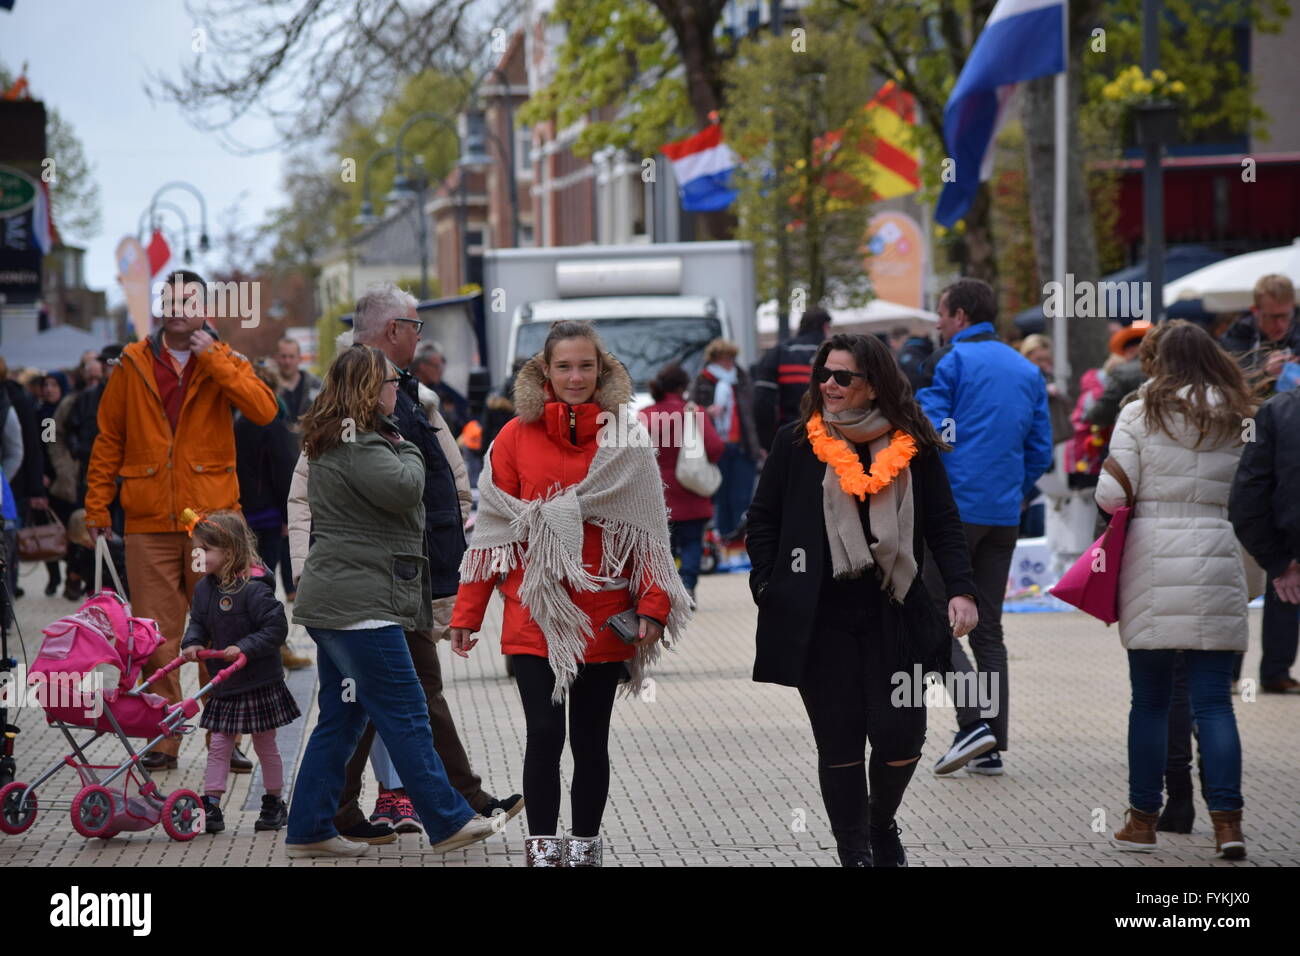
[512,653,623,837]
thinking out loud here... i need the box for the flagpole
[1051,2,1069,390]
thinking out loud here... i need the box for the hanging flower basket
[1132,101,1181,146]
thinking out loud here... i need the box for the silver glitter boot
[524,835,565,867]
[563,832,603,867]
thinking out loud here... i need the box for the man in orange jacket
[85,270,278,768]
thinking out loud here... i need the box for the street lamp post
[148,181,210,254]
[138,201,196,264]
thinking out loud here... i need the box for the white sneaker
[430,814,499,853]
[286,836,370,859]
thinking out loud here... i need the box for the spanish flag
[816,81,921,203]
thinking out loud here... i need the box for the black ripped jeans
[798,578,926,856]
[512,653,623,837]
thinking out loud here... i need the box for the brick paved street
[2,560,1296,867]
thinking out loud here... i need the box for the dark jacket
[1084,358,1146,429]
[1229,388,1300,580]
[746,421,977,687]
[897,335,935,393]
[1220,314,1300,379]
[395,374,466,598]
[691,365,761,460]
[181,567,289,698]
[66,382,104,469]
[3,380,44,502]
[278,371,321,423]
[753,330,825,450]
[235,402,298,531]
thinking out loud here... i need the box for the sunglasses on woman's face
[813,365,866,388]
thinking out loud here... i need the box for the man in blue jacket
[916,278,1053,777]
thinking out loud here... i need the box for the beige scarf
[820,406,917,602]
[460,406,693,703]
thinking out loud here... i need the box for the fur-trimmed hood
[512,351,633,423]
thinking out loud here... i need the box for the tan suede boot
[1111,808,1159,851]
[281,644,312,670]
[1209,809,1246,860]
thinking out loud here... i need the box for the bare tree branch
[147,0,522,153]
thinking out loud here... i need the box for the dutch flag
[661,123,739,213]
[935,0,1066,227]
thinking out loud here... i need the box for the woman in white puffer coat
[1095,321,1258,860]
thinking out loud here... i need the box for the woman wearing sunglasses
[747,332,978,867]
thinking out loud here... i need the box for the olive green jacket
[292,426,433,631]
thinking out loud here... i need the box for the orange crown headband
[180,508,210,534]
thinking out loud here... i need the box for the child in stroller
[181,510,298,833]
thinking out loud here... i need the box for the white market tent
[1163,239,1300,313]
[757,298,937,347]
[0,325,116,373]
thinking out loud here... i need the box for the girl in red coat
[450,321,693,867]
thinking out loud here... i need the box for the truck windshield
[516,317,724,390]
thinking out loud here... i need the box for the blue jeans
[286,625,476,845]
[713,443,757,539]
[669,518,707,592]
[1126,649,1242,813]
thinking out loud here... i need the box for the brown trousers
[333,596,488,829]
[126,533,205,758]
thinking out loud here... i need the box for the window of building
[515,125,533,178]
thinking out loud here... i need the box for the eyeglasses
[812,366,866,388]
[383,377,402,385]
[395,317,424,333]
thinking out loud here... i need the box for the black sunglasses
[813,365,866,388]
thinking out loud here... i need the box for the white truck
[483,241,757,406]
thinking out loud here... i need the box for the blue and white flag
[935,0,1066,227]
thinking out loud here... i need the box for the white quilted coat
[1095,394,1248,651]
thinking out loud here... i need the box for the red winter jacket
[451,357,672,662]
[640,393,724,523]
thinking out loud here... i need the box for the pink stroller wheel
[70,785,117,839]
[0,782,38,834]
[161,790,204,842]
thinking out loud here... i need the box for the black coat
[2,381,45,501]
[1229,388,1300,580]
[395,375,466,599]
[753,330,824,450]
[746,421,977,687]
[181,568,289,698]
[234,405,297,529]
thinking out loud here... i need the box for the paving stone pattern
[2,561,1295,868]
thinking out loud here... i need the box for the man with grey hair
[293,283,521,842]
[412,339,469,437]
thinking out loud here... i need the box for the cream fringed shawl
[459,407,693,703]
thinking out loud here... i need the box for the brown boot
[1208,809,1246,860]
[281,644,312,670]
[1111,807,1159,852]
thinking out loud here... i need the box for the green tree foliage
[724,27,879,307]
[0,62,102,243]
[1082,0,1291,143]
[516,0,698,158]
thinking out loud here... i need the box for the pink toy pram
[0,542,246,841]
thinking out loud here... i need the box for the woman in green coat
[285,345,496,858]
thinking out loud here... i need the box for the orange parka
[85,330,278,534]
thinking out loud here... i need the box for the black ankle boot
[1157,791,1194,833]
[833,828,873,867]
[869,818,908,867]
[254,794,288,831]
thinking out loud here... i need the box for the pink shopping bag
[1050,458,1134,624]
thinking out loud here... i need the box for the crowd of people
[7,264,1298,867]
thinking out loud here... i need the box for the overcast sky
[0,0,288,306]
